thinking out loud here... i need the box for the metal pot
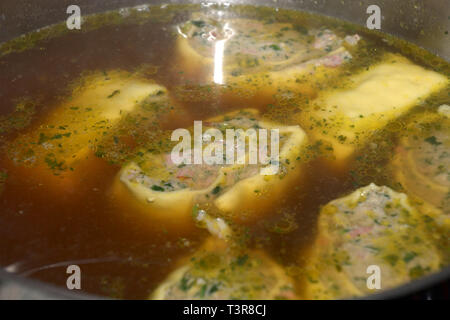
[0,0,448,299]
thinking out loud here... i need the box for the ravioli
[176,13,359,99]
[151,238,297,300]
[302,184,441,300]
[9,70,170,166]
[296,53,449,162]
[112,109,308,228]
[7,70,172,192]
[392,108,450,229]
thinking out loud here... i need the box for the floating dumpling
[9,70,172,166]
[175,13,359,99]
[151,238,297,300]
[392,107,450,228]
[112,109,307,228]
[296,53,448,162]
[1,3,450,300]
[7,71,174,191]
[302,184,441,299]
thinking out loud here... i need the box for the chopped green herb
[403,252,418,263]
[107,90,121,99]
[151,185,165,192]
[409,265,426,278]
[212,186,221,195]
[235,254,249,266]
[269,44,282,51]
[191,20,206,28]
[384,254,399,266]
[424,136,442,145]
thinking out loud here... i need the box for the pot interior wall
[0,0,448,299]
[1,0,449,60]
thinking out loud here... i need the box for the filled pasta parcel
[5,70,183,195]
[175,12,362,101]
[111,109,308,229]
[294,53,448,163]
[302,184,442,300]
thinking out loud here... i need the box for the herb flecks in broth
[0,4,448,300]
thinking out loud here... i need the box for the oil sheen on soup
[0,4,448,299]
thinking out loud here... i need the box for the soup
[0,4,448,299]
